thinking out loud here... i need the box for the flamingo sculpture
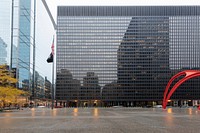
[162,70,200,109]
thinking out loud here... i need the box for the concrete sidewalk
[0,107,199,133]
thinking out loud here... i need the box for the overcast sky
[47,0,200,20]
[37,0,200,82]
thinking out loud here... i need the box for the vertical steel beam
[32,0,36,103]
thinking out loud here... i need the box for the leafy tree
[0,65,29,108]
[0,65,17,86]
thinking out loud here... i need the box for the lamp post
[42,0,57,110]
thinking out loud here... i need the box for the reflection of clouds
[57,16,132,86]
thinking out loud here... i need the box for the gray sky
[37,0,200,82]
[47,0,200,19]
[46,0,200,25]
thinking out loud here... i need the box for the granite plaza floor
[0,107,199,133]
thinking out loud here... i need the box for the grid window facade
[18,0,32,89]
[56,6,200,105]
[0,0,33,90]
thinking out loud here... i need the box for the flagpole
[51,36,55,109]
[51,57,54,109]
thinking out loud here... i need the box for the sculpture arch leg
[162,70,200,109]
[162,72,185,109]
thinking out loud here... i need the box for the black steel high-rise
[56,6,200,107]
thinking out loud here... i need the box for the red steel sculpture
[162,70,200,109]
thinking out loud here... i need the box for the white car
[153,105,162,108]
[37,106,46,108]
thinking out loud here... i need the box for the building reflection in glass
[56,6,200,107]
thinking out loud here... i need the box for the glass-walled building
[17,0,32,89]
[0,37,7,65]
[56,6,200,107]
[0,0,33,90]
[117,17,170,101]
[0,0,11,65]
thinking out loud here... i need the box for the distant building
[0,1,10,66]
[17,0,32,89]
[22,79,29,91]
[35,71,45,99]
[44,77,51,100]
[0,37,7,65]
[0,0,33,90]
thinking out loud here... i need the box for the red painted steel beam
[162,70,200,109]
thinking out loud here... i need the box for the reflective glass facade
[117,17,170,101]
[18,0,32,88]
[0,37,7,65]
[0,0,11,65]
[0,0,33,90]
[56,6,200,106]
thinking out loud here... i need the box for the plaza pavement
[0,107,199,133]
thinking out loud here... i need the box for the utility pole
[10,0,14,71]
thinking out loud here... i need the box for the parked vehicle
[153,105,162,108]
